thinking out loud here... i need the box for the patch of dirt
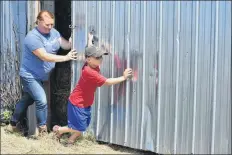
[0,126,141,154]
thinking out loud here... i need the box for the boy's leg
[56,126,81,135]
[52,125,82,143]
[66,108,91,144]
[58,100,91,146]
[67,132,81,144]
[56,126,81,143]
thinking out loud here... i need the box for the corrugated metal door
[71,1,231,154]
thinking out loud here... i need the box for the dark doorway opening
[49,0,72,128]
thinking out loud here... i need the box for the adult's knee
[35,97,47,111]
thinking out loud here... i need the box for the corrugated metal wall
[0,1,42,135]
[0,1,27,121]
[70,1,231,154]
[0,0,230,154]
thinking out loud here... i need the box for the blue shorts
[67,100,91,132]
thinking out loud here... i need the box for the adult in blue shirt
[6,10,77,136]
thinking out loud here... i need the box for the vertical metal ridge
[156,1,163,153]
[0,1,1,53]
[70,0,76,91]
[0,1,4,81]
[0,1,2,84]
[229,2,232,152]
[174,1,181,154]
[110,1,116,144]
[140,1,146,149]
[124,0,131,146]
[211,1,219,154]
[134,3,140,148]
[9,2,13,51]
[115,3,119,144]
[85,2,88,45]
[192,1,199,153]
[96,1,102,138]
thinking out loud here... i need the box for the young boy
[52,34,133,146]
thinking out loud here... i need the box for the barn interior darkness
[49,0,71,128]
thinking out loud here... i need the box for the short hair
[35,10,54,25]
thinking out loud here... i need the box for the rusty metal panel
[0,1,27,122]
[71,1,231,154]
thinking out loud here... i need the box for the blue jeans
[10,76,47,127]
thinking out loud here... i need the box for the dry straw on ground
[1,126,141,154]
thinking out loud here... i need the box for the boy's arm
[103,76,126,86]
[103,68,132,86]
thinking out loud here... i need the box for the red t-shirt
[69,63,107,108]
